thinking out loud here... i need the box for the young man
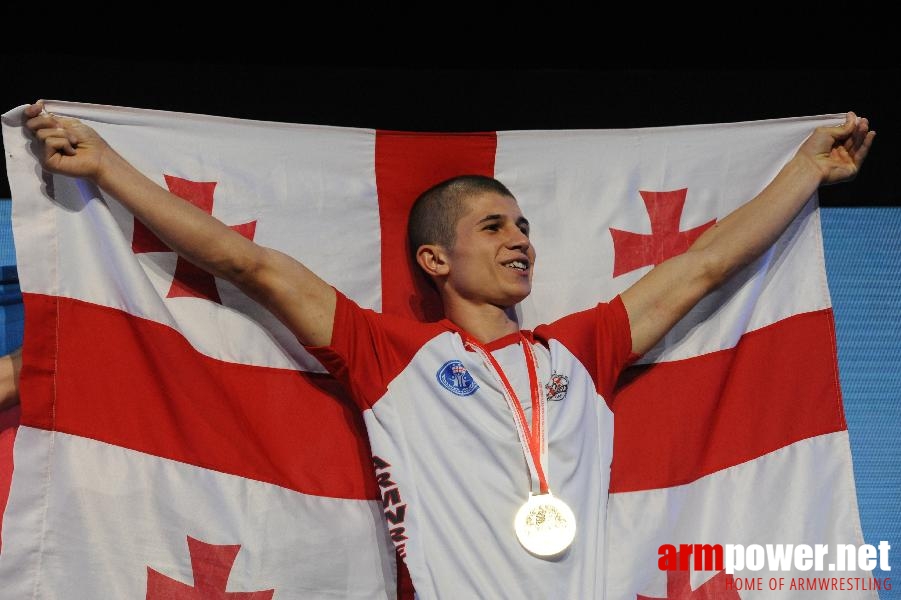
[24,102,874,598]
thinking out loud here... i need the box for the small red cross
[146,536,274,599]
[609,189,716,277]
[637,559,740,599]
[132,175,257,304]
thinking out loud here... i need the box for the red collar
[439,319,536,352]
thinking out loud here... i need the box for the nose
[506,226,531,253]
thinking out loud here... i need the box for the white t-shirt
[308,291,634,599]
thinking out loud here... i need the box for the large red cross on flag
[0,102,876,598]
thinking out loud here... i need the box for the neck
[443,300,520,344]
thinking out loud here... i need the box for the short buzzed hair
[407,175,515,260]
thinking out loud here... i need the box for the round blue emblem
[436,360,479,396]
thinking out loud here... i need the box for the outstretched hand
[799,111,875,186]
[24,101,111,181]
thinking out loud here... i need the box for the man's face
[444,191,535,309]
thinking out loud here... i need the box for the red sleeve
[533,295,637,404]
[304,290,443,411]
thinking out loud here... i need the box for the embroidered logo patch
[437,360,479,396]
[545,371,569,401]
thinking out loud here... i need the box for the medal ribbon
[464,333,549,495]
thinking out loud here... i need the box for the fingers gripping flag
[0,102,873,598]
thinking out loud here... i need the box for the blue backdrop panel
[0,200,22,355]
[822,207,899,598]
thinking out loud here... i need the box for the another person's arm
[24,102,336,346]
[0,348,21,411]
[621,112,875,356]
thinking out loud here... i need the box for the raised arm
[24,102,336,346]
[621,112,875,356]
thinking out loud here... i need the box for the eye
[483,223,500,232]
[519,225,530,236]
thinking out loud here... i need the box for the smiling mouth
[504,260,530,272]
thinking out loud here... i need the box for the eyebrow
[477,214,531,230]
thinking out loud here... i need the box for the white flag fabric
[0,101,875,598]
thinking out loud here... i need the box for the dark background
[2,52,898,206]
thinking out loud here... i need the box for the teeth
[506,260,527,271]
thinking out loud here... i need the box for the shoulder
[333,289,449,339]
[533,295,629,345]
[307,290,453,410]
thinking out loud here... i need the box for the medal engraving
[514,492,576,557]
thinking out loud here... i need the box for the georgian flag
[0,102,874,598]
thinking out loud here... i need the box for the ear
[415,244,450,279]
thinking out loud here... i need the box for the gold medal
[514,492,576,557]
